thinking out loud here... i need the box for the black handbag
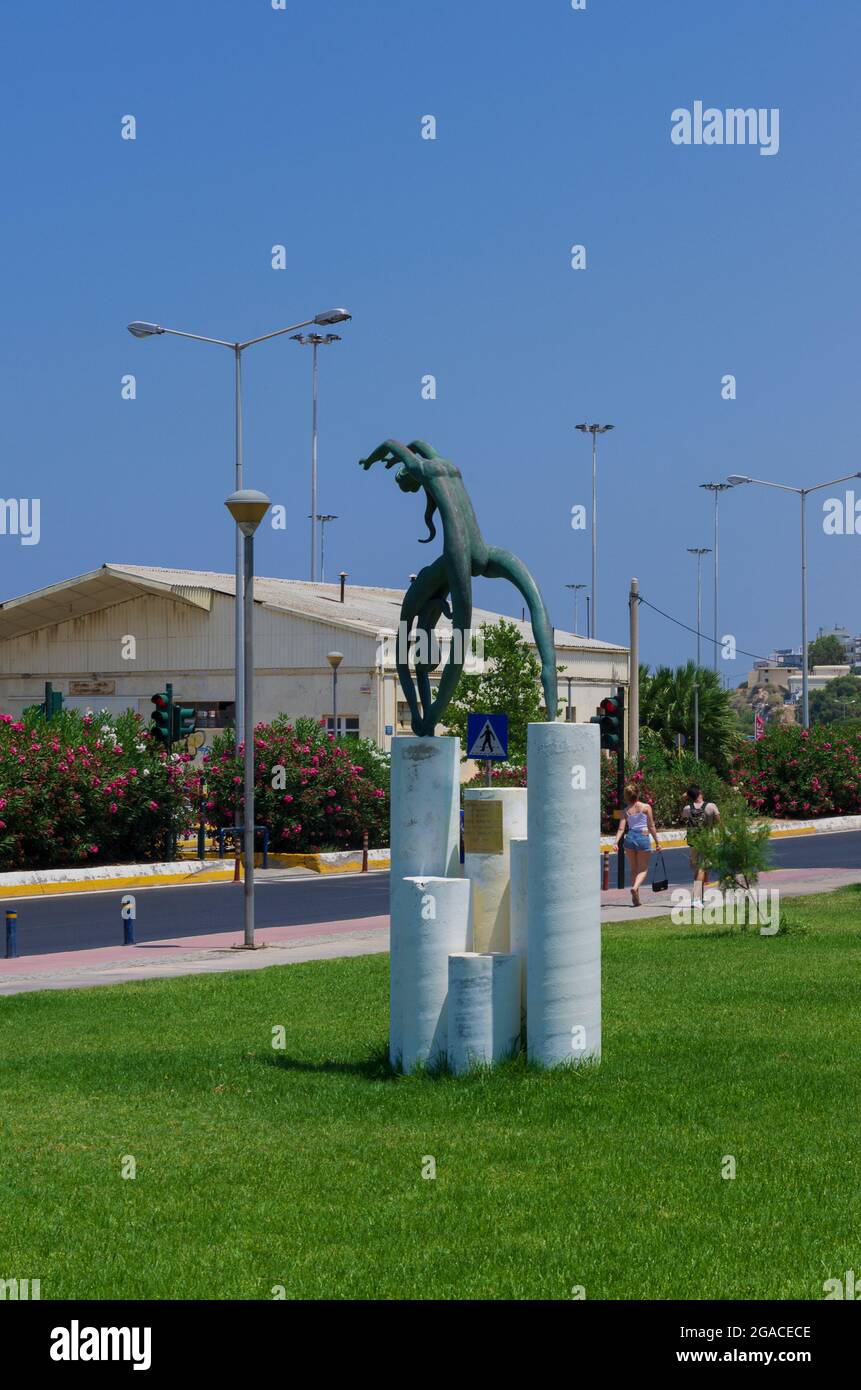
[651,853,669,893]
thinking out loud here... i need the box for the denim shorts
[625,831,651,852]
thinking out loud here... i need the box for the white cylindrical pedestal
[527,722,601,1066]
[509,837,528,1016]
[389,736,461,1067]
[400,876,471,1073]
[447,952,521,1075]
[464,787,527,953]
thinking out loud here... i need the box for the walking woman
[681,785,720,901]
[615,783,661,907]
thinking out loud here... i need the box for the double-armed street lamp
[127,308,351,734]
[727,469,861,728]
[310,513,338,584]
[565,582,588,636]
[699,482,732,675]
[224,488,271,948]
[575,423,614,638]
[292,332,343,581]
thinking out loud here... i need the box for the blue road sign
[467,712,509,760]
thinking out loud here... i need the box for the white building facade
[0,563,629,752]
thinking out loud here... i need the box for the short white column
[447,952,521,1075]
[463,787,527,953]
[400,876,471,1073]
[389,736,461,1067]
[509,837,528,1017]
[526,721,601,1066]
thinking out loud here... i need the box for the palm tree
[639,662,737,770]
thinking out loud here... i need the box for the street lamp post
[309,513,338,584]
[224,489,271,948]
[292,333,342,581]
[687,546,711,761]
[727,470,861,728]
[565,582,588,635]
[699,482,731,675]
[128,308,351,734]
[575,423,614,639]
[327,652,344,736]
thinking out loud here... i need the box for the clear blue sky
[2,0,859,683]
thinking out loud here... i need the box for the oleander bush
[202,715,390,852]
[0,708,198,871]
[729,723,861,818]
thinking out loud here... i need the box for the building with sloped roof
[0,562,630,752]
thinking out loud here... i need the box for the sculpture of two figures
[359,439,558,736]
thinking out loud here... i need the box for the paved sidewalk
[599,865,861,922]
[1,867,858,997]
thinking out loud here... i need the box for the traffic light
[172,703,196,742]
[150,691,172,747]
[591,693,624,751]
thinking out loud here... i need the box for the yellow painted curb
[251,852,390,873]
[0,869,236,898]
[767,826,817,839]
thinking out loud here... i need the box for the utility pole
[629,578,639,762]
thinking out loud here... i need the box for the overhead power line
[635,593,769,664]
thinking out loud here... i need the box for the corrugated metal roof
[0,562,628,655]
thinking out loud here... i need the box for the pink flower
[148,800,158,810]
[282,794,294,803]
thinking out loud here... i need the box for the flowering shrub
[729,723,861,818]
[464,749,735,831]
[202,716,389,851]
[0,708,199,871]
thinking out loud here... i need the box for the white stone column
[526,721,601,1066]
[400,876,471,1073]
[509,836,528,1017]
[447,952,521,1075]
[463,787,527,953]
[389,736,461,1067]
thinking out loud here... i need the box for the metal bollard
[122,914,135,946]
[5,910,18,958]
[602,851,610,890]
[362,829,369,872]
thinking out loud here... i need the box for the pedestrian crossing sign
[466,712,509,760]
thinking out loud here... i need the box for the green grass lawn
[1,887,859,1300]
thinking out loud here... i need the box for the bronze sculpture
[360,439,558,736]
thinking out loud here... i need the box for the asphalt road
[3,831,860,959]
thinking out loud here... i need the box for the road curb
[0,861,235,898]
[600,814,861,853]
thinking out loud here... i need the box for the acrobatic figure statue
[360,439,558,736]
